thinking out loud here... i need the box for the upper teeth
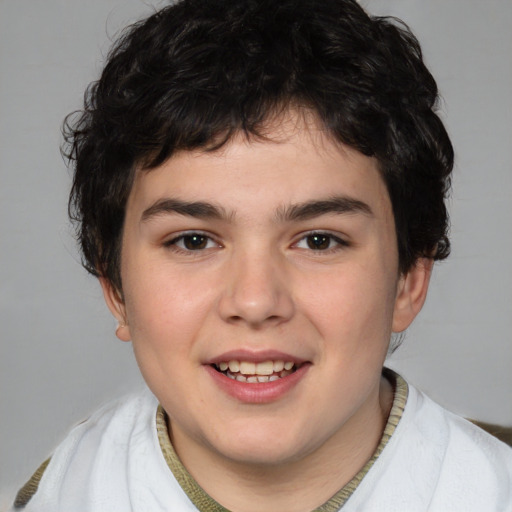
[217,360,294,375]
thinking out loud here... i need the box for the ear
[392,258,433,333]
[99,277,131,342]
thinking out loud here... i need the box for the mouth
[212,359,299,383]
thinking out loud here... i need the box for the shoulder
[405,383,512,465]
[11,388,158,510]
[346,377,512,512]
[396,382,512,509]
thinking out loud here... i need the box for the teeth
[239,361,256,375]
[216,359,298,383]
[255,361,274,375]
[221,360,294,375]
[228,360,240,372]
[273,360,285,372]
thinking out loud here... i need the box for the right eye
[164,232,219,252]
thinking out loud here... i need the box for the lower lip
[204,364,311,404]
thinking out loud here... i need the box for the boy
[12,0,512,510]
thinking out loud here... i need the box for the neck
[169,375,394,512]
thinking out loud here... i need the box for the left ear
[392,258,433,333]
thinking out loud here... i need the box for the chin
[218,444,305,467]
[208,423,319,468]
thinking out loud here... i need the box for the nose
[217,248,295,328]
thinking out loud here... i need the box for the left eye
[167,233,218,251]
[295,233,346,251]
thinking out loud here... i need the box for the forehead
[127,112,390,221]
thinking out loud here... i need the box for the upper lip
[205,349,308,365]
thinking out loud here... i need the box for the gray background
[1,0,511,507]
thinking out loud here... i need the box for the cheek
[123,268,213,353]
[122,276,205,398]
[300,261,397,346]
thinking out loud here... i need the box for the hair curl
[64,0,453,292]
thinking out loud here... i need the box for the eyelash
[294,231,350,253]
[163,231,349,254]
[163,231,220,253]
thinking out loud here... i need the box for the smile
[214,360,298,383]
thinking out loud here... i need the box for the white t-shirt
[11,378,512,512]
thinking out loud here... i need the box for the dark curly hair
[64,0,453,293]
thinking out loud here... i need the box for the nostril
[226,315,244,325]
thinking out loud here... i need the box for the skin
[102,113,431,511]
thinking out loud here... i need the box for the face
[103,115,430,470]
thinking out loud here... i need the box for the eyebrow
[275,196,373,222]
[140,195,373,223]
[141,198,230,222]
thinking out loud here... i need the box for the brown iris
[182,234,209,250]
[306,234,331,250]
